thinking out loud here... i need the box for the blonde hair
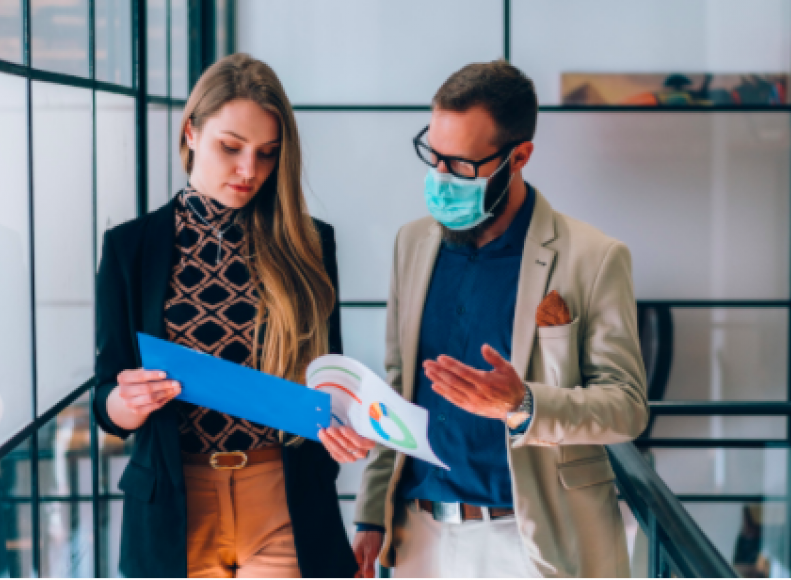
[179,53,334,383]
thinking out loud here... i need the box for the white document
[306,355,449,470]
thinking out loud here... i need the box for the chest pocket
[118,461,156,503]
[534,317,582,389]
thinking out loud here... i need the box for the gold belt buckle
[210,451,248,470]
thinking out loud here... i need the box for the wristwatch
[505,381,534,430]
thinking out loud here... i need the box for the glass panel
[684,501,790,577]
[656,309,787,402]
[95,0,132,86]
[97,500,123,577]
[337,455,370,496]
[0,438,33,577]
[147,103,169,210]
[37,392,91,498]
[526,112,789,300]
[32,82,94,414]
[0,0,23,63]
[215,0,229,60]
[237,0,503,105]
[339,499,355,540]
[31,0,89,77]
[651,449,786,497]
[649,416,787,440]
[171,106,188,192]
[37,392,94,577]
[96,92,137,264]
[511,0,791,106]
[98,431,130,495]
[0,73,32,446]
[170,0,188,99]
[95,91,136,256]
[341,308,387,378]
[619,501,648,578]
[147,0,167,96]
[297,111,431,300]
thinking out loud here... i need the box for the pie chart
[369,402,417,450]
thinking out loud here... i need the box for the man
[352,60,649,578]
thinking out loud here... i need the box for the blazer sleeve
[353,228,402,528]
[512,241,649,448]
[93,230,136,440]
[318,221,343,355]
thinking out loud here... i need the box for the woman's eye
[257,149,278,160]
[221,143,240,154]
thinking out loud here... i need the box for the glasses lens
[448,159,477,179]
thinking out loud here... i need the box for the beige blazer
[354,189,650,577]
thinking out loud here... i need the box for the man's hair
[432,60,538,146]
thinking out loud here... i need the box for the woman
[94,53,373,578]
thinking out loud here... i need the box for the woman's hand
[107,369,181,431]
[318,426,376,463]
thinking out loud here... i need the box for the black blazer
[93,197,357,578]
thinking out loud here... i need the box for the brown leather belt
[418,499,515,522]
[181,447,281,470]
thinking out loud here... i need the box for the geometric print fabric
[165,187,279,453]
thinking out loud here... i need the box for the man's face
[427,106,515,245]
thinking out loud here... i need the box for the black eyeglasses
[413,125,524,180]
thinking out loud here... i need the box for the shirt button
[469,253,478,262]
[438,414,446,422]
[456,305,465,315]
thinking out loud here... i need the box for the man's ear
[511,141,534,173]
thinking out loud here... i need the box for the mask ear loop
[483,149,516,217]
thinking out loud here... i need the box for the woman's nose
[237,153,255,180]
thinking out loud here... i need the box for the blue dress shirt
[394,184,536,508]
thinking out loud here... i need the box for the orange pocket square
[536,290,572,327]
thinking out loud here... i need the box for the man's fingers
[430,355,488,385]
[337,427,376,450]
[481,344,512,371]
[118,369,166,385]
[318,430,357,463]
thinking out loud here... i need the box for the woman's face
[185,98,281,208]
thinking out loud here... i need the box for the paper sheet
[306,355,449,470]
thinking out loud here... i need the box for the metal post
[503,0,510,62]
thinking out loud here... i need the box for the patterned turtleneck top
[164,187,279,453]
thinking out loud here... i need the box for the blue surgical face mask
[423,152,514,231]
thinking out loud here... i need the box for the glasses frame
[413,124,525,180]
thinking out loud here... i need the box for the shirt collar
[179,185,239,228]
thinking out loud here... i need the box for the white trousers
[392,502,536,578]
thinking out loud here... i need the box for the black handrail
[607,442,738,578]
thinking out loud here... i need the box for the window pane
[147,0,167,96]
[215,0,230,60]
[237,0,503,105]
[31,0,89,77]
[96,92,137,265]
[0,73,32,445]
[657,309,787,402]
[98,500,123,577]
[147,103,169,210]
[526,112,789,300]
[0,0,23,63]
[171,106,187,192]
[619,501,648,578]
[649,416,786,440]
[32,82,94,414]
[37,392,94,577]
[651,449,786,497]
[95,0,132,86]
[99,432,130,495]
[297,111,430,300]
[0,438,33,577]
[511,0,791,105]
[170,0,189,99]
[685,501,790,577]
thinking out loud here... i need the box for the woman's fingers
[336,426,376,451]
[118,380,180,399]
[118,369,166,385]
[119,381,180,413]
[318,430,358,463]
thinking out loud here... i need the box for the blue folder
[137,333,331,441]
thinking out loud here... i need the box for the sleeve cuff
[356,523,386,534]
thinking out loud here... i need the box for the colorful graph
[369,402,417,450]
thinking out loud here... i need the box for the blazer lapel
[139,198,185,489]
[141,199,177,339]
[511,190,558,380]
[400,223,441,402]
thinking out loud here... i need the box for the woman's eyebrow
[220,130,280,145]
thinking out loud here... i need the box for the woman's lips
[229,184,253,193]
